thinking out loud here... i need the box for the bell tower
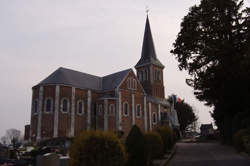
[135,16,165,99]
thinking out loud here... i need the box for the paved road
[168,142,250,166]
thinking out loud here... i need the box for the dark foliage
[125,125,145,166]
[70,131,127,166]
[144,132,163,166]
[155,126,175,152]
[171,0,250,143]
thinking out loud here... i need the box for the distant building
[200,123,214,137]
[25,16,179,142]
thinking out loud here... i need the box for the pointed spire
[135,16,164,68]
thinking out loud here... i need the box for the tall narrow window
[123,102,129,116]
[45,98,53,113]
[109,104,115,116]
[152,112,157,124]
[98,104,103,115]
[134,79,137,89]
[136,104,141,118]
[77,100,84,115]
[61,98,69,113]
[33,99,38,114]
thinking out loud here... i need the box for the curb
[160,145,177,166]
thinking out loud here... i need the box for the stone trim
[70,87,75,137]
[149,102,152,131]
[53,85,60,138]
[87,90,91,130]
[37,86,44,140]
[144,96,147,132]
[104,99,108,131]
[158,104,161,122]
[132,94,135,125]
[118,91,122,130]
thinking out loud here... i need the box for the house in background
[200,123,214,138]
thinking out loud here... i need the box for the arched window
[33,99,38,114]
[127,79,130,89]
[98,104,103,115]
[133,79,137,89]
[61,98,69,113]
[109,104,115,116]
[136,104,141,118]
[152,112,157,124]
[44,97,53,113]
[77,100,84,115]
[123,102,129,116]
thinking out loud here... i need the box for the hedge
[69,130,127,166]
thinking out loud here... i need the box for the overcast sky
[1,0,249,137]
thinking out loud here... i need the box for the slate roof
[135,16,164,68]
[102,69,131,91]
[35,67,131,91]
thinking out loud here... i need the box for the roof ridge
[102,68,132,78]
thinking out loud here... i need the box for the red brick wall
[108,100,116,132]
[152,65,165,99]
[58,86,72,137]
[41,85,56,138]
[151,103,159,129]
[74,88,88,136]
[31,87,39,141]
[119,71,145,136]
[96,100,104,130]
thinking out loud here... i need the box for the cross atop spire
[135,15,164,68]
[146,6,150,15]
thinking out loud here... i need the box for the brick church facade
[24,16,179,142]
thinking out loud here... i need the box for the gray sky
[1,0,249,137]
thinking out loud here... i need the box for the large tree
[1,128,22,148]
[171,0,250,142]
[175,101,198,134]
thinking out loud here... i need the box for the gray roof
[147,95,170,107]
[36,67,131,91]
[102,69,131,91]
[135,16,164,68]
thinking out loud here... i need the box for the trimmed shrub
[69,130,127,166]
[155,126,175,152]
[144,132,163,166]
[125,125,145,166]
[233,129,250,152]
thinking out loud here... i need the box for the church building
[25,16,179,142]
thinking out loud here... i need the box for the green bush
[155,126,175,152]
[69,130,127,166]
[144,132,163,166]
[233,129,250,152]
[125,125,145,166]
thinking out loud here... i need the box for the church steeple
[135,16,164,69]
[135,15,165,99]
